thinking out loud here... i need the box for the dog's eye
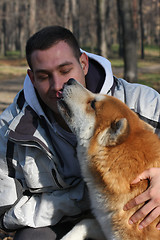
[91,99,96,110]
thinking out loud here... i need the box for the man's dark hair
[26,25,81,69]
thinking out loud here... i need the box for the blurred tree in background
[0,0,159,82]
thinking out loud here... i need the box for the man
[0,26,160,240]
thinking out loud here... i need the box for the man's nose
[50,75,63,91]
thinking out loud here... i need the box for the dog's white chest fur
[77,145,119,240]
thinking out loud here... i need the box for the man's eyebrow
[35,62,73,74]
[58,61,73,68]
[35,69,49,74]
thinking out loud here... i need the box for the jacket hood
[81,50,114,94]
[24,75,45,118]
[24,50,114,117]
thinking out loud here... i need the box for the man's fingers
[156,221,160,230]
[139,206,160,229]
[123,190,150,211]
[131,169,151,184]
[123,168,160,229]
[128,200,155,225]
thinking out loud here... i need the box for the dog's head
[58,78,153,146]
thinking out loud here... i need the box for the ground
[0,76,24,113]
[0,230,15,240]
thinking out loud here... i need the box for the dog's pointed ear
[98,118,129,146]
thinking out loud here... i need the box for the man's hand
[123,168,160,230]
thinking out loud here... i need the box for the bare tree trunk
[28,0,36,36]
[0,1,4,56]
[117,1,123,58]
[0,29,5,57]
[19,1,28,58]
[96,0,101,55]
[1,1,8,56]
[139,0,144,59]
[71,0,80,40]
[13,0,20,51]
[64,0,72,30]
[100,0,108,57]
[96,0,108,57]
[117,0,137,82]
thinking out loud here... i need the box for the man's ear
[79,52,89,75]
[27,69,35,86]
[98,118,129,147]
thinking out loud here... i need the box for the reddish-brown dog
[58,78,160,240]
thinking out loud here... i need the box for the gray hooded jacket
[0,51,160,231]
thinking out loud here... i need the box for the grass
[0,65,27,74]
[0,57,27,80]
[109,44,160,91]
[137,73,160,89]
[0,65,27,81]
[110,44,159,66]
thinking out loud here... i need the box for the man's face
[28,41,89,115]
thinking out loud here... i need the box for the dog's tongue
[56,90,63,99]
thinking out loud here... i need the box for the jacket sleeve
[3,182,90,230]
[114,78,160,135]
[0,101,25,231]
[0,103,90,231]
[0,129,89,230]
[1,141,89,231]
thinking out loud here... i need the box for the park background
[0,0,159,238]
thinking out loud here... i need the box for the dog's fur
[58,78,160,240]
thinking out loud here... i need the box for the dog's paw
[60,222,87,240]
[60,218,106,240]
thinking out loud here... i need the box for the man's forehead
[31,45,76,71]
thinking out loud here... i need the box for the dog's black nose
[67,78,76,85]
